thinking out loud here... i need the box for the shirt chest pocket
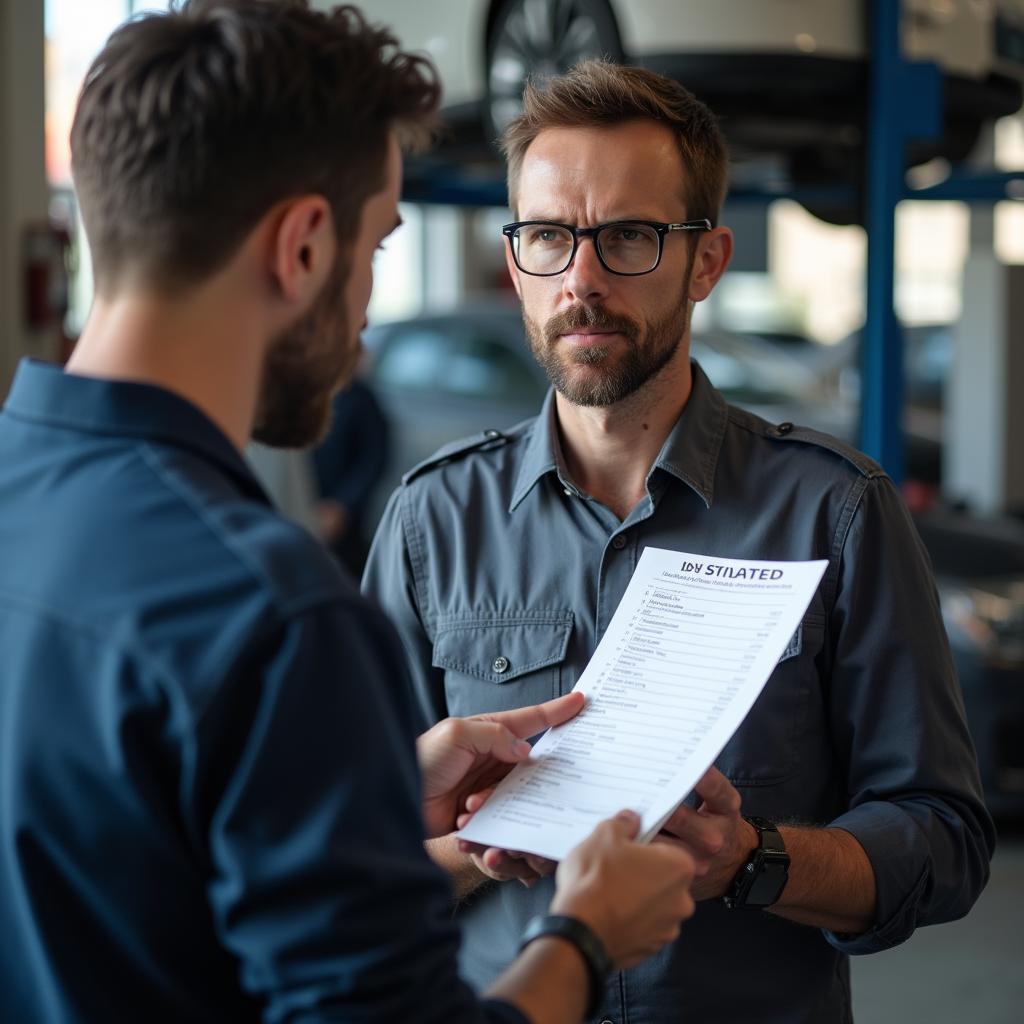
[431,613,574,719]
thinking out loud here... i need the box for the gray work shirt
[364,362,994,1024]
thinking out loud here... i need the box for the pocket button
[492,655,510,674]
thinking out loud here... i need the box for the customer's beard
[252,253,357,448]
[524,288,691,408]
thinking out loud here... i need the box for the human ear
[504,237,523,299]
[688,225,733,302]
[269,194,335,306]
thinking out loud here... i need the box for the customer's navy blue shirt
[0,360,526,1024]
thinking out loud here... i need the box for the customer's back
[0,363,361,1021]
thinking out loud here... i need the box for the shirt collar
[651,360,728,508]
[508,360,728,513]
[509,388,561,513]
[2,359,268,502]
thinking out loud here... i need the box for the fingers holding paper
[456,786,558,887]
[458,807,698,959]
[417,691,585,838]
[553,810,697,968]
[654,766,755,900]
[456,842,558,888]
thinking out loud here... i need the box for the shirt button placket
[596,530,633,639]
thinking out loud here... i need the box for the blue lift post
[864,3,1024,484]
[863,0,942,483]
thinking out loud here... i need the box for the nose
[561,235,611,305]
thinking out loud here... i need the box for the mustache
[543,304,639,344]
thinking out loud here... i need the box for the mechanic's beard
[524,286,691,408]
[252,255,357,448]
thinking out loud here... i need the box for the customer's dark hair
[502,60,727,224]
[70,0,440,294]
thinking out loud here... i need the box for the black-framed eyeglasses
[502,219,712,277]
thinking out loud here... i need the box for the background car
[352,0,1024,221]
[360,302,1024,817]
[817,321,952,413]
[364,302,549,501]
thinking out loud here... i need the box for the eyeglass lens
[514,223,661,275]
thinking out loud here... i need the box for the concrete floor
[851,823,1024,1024]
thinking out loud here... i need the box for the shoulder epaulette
[401,428,513,485]
[765,419,885,479]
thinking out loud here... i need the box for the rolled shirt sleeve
[821,475,995,954]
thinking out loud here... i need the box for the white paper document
[458,546,827,861]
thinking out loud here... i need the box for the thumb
[464,785,498,813]
[463,720,532,764]
[606,808,641,840]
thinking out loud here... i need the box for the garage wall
[0,0,49,399]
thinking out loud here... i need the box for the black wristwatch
[519,914,610,1018]
[723,816,790,909]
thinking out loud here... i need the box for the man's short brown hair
[71,0,440,295]
[501,60,728,224]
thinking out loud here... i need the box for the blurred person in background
[312,371,390,575]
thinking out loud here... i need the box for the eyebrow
[517,214,666,224]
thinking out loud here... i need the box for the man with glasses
[365,60,993,1022]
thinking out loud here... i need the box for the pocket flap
[432,613,574,684]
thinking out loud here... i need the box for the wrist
[549,890,606,945]
[520,914,610,1018]
[728,817,760,874]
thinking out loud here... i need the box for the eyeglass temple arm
[666,219,713,232]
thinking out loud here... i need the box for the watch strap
[747,815,786,853]
[519,914,610,1017]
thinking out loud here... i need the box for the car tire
[485,0,623,141]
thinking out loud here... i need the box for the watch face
[745,850,790,907]
[724,821,791,909]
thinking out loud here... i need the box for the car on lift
[351,0,1024,221]
[361,302,1024,818]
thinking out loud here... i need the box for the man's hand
[452,750,560,889]
[417,692,585,839]
[456,839,558,889]
[653,766,755,900]
[552,810,697,968]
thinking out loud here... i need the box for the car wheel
[486,0,623,140]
